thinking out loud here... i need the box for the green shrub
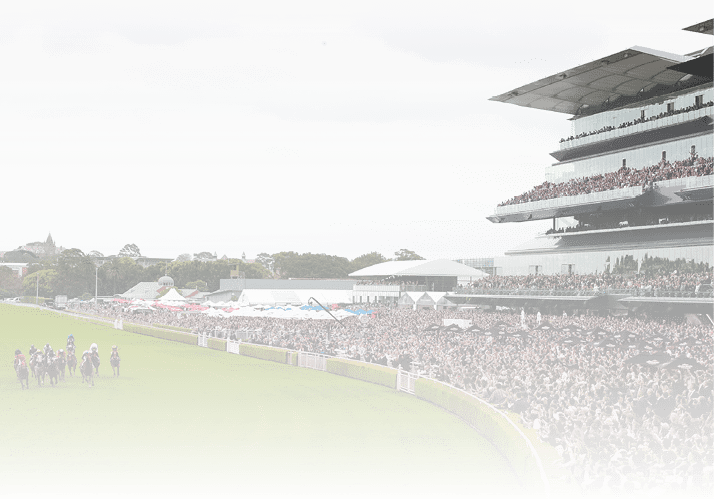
[207,338,227,351]
[240,344,289,364]
[414,379,543,493]
[153,323,193,333]
[290,351,298,366]
[326,359,397,389]
[123,322,198,345]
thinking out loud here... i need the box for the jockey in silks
[43,343,55,364]
[14,349,26,372]
[29,345,37,357]
[67,334,76,354]
[82,350,91,363]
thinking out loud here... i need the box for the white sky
[0,1,710,261]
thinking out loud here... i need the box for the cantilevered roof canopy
[349,259,489,278]
[683,19,713,36]
[490,46,691,115]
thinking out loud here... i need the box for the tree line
[0,247,424,299]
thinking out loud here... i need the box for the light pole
[95,265,99,307]
[36,272,39,305]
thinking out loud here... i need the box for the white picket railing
[197,333,208,348]
[226,339,241,354]
[397,366,419,394]
[298,351,329,371]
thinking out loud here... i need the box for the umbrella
[465,325,483,333]
[676,337,704,347]
[625,352,672,366]
[559,335,584,346]
[586,326,611,337]
[561,324,583,333]
[424,324,442,332]
[444,324,463,333]
[535,323,553,330]
[662,356,705,371]
[593,338,621,349]
[637,341,659,351]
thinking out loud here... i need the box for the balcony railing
[494,185,643,216]
[453,287,713,298]
[559,106,712,150]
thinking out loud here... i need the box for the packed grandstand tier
[486,19,712,277]
[498,156,713,207]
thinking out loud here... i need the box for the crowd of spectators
[498,156,713,207]
[460,270,712,296]
[544,211,713,235]
[75,300,713,496]
[356,279,420,287]
[560,100,714,143]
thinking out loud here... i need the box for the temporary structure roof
[349,259,489,278]
[161,289,187,302]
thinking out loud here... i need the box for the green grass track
[0,304,525,502]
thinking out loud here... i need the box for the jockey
[82,350,90,362]
[44,343,54,358]
[57,348,65,359]
[110,345,120,358]
[67,334,76,352]
[14,349,26,371]
[29,345,37,357]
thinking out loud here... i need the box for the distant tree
[22,269,57,297]
[194,251,215,260]
[2,249,39,263]
[240,262,272,279]
[0,266,22,297]
[56,249,95,298]
[185,280,208,292]
[350,252,388,272]
[175,253,192,262]
[118,243,141,257]
[394,249,425,261]
[89,250,104,258]
[100,257,143,296]
[272,251,299,278]
[256,253,275,273]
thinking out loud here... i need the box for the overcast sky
[0,1,709,262]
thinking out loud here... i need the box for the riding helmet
[15,349,21,355]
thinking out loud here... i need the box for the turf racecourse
[1,305,528,502]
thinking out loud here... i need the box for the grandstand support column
[552,217,556,231]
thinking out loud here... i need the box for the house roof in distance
[349,259,489,278]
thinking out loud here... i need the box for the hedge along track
[40,308,551,497]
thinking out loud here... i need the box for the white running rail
[197,333,208,348]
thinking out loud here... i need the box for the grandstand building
[487,20,713,278]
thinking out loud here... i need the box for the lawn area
[1,304,527,502]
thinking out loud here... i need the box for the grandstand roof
[349,259,489,278]
[490,46,693,115]
[683,19,713,36]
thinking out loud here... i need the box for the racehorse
[45,358,59,386]
[29,352,39,378]
[80,357,94,387]
[91,351,100,375]
[67,351,77,377]
[33,354,46,387]
[16,363,29,390]
[56,353,67,381]
[110,354,120,377]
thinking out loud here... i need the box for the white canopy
[161,289,187,302]
[349,259,489,278]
